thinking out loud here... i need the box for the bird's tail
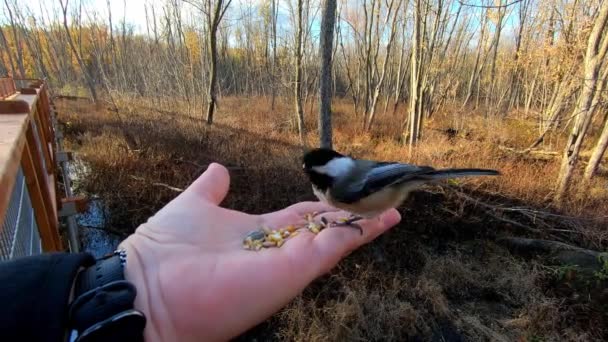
[421,168,500,180]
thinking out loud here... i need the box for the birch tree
[582,64,608,184]
[407,0,423,149]
[364,0,403,131]
[555,0,608,203]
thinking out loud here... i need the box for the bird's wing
[331,162,433,203]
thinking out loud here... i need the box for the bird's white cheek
[312,186,327,202]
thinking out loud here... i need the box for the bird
[302,148,499,230]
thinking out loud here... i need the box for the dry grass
[57,95,608,341]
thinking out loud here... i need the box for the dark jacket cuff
[0,252,95,341]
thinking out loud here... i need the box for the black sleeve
[0,253,95,342]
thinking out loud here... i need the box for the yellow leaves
[184,29,202,61]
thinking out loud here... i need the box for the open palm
[120,163,401,342]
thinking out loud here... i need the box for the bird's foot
[327,215,364,235]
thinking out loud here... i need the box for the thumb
[187,163,230,205]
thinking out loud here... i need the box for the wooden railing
[0,78,16,100]
[0,77,63,256]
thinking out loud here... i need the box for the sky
[12,0,273,34]
[10,0,174,33]
[3,0,521,46]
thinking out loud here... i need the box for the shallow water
[77,200,121,258]
[69,158,122,257]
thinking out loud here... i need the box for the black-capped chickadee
[302,148,499,226]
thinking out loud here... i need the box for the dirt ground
[58,95,607,341]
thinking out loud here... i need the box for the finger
[260,202,338,228]
[313,209,401,273]
[186,163,230,205]
[283,201,338,216]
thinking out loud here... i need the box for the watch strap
[74,252,125,295]
[68,251,146,342]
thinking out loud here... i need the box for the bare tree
[584,115,608,184]
[407,0,423,150]
[294,0,306,147]
[364,0,403,131]
[270,0,278,110]
[0,26,18,77]
[58,0,98,102]
[3,0,26,78]
[555,0,608,203]
[582,64,608,183]
[186,0,232,124]
[318,0,337,148]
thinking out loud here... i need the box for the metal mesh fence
[0,167,42,260]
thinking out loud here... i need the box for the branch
[457,0,523,9]
[218,0,233,23]
[182,0,206,14]
[129,175,184,192]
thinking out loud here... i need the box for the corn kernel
[263,241,276,248]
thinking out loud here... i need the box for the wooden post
[27,87,53,143]
[38,84,57,153]
[19,87,37,95]
[31,108,54,174]
[28,122,56,220]
[0,78,16,99]
[21,127,61,251]
[0,100,29,113]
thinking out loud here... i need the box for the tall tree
[294,0,306,147]
[582,64,608,184]
[407,0,423,150]
[364,0,403,131]
[270,0,278,110]
[3,0,26,78]
[186,0,232,124]
[59,0,98,103]
[318,0,337,148]
[205,0,231,124]
[555,0,608,203]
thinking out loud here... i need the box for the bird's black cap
[302,148,344,170]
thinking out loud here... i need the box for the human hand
[119,163,401,342]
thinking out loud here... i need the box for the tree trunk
[583,117,608,183]
[270,0,278,110]
[365,0,402,131]
[462,9,488,108]
[407,0,422,151]
[318,0,337,149]
[555,0,608,203]
[203,0,231,124]
[582,63,608,183]
[294,0,306,147]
